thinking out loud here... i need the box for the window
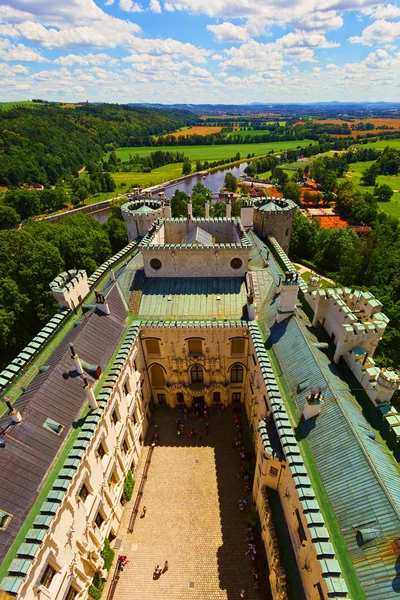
[122,438,129,454]
[131,408,137,425]
[109,468,119,488]
[65,586,77,600]
[188,339,202,355]
[111,409,119,425]
[295,508,307,544]
[145,339,161,355]
[269,466,279,478]
[40,564,56,589]
[149,258,162,270]
[150,364,165,387]
[231,338,245,355]
[191,365,204,383]
[176,392,184,404]
[94,510,105,528]
[79,482,89,502]
[231,363,244,383]
[123,380,130,395]
[0,510,12,531]
[230,257,243,270]
[213,392,220,404]
[97,442,106,459]
[232,392,241,403]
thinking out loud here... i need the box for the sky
[1,0,400,104]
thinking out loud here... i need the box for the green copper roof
[139,277,247,320]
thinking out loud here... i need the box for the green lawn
[108,140,313,163]
[301,270,333,290]
[110,163,184,189]
[341,160,400,218]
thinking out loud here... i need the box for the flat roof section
[138,277,248,320]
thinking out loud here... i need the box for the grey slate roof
[183,226,213,246]
[261,235,400,600]
[0,284,128,564]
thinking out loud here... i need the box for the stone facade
[252,199,297,254]
[121,199,165,241]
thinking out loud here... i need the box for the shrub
[101,538,115,572]
[88,572,105,600]
[123,470,135,502]
[247,504,260,528]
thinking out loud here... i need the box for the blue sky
[1,0,400,103]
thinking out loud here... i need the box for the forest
[289,151,400,369]
[0,211,127,369]
[0,104,198,187]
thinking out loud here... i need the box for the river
[163,162,249,199]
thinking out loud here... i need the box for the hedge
[123,470,135,502]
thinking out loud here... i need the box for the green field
[111,163,184,189]
[0,100,43,110]
[351,139,400,151]
[229,126,286,138]
[342,160,400,218]
[108,140,313,163]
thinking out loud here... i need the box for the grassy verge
[110,163,184,189]
[257,323,366,600]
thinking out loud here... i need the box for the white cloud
[188,66,213,78]
[119,0,144,11]
[123,37,208,62]
[0,39,47,61]
[0,1,142,49]
[105,0,114,5]
[363,3,400,19]
[207,22,249,42]
[149,0,162,12]
[164,2,174,10]
[54,52,119,66]
[349,19,400,45]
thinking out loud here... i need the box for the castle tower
[121,199,164,241]
[240,198,254,230]
[253,198,297,253]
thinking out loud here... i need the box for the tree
[283,182,301,205]
[289,211,319,260]
[182,159,192,175]
[0,206,20,229]
[361,163,380,186]
[224,172,237,192]
[171,190,188,217]
[373,184,394,203]
[210,202,226,217]
[232,198,245,218]
[272,167,288,188]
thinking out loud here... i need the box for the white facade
[49,270,90,311]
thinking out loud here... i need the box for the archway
[149,363,165,387]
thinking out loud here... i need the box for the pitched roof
[183,226,213,246]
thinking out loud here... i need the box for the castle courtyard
[109,405,268,600]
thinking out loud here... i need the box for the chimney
[226,198,232,218]
[303,387,323,420]
[70,345,84,375]
[205,200,210,218]
[95,291,110,315]
[187,196,193,219]
[110,270,115,282]
[276,271,299,323]
[83,377,98,410]
[165,199,171,218]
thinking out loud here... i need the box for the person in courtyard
[141,506,147,518]
[240,590,246,599]
[162,560,169,573]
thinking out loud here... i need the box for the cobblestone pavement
[110,405,267,600]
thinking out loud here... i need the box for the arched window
[231,363,244,383]
[150,364,165,387]
[191,364,204,383]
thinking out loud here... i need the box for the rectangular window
[122,438,129,454]
[109,468,119,488]
[111,409,119,425]
[231,338,245,355]
[295,508,307,544]
[40,564,56,589]
[145,339,160,355]
[269,466,279,478]
[132,409,137,425]
[79,482,89,502]
[123,380,130,395]
[97,442,106,459]
[65,586,77,600]
[94,510,105,528]
[232,392,241,403]
[188,339,202,355]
